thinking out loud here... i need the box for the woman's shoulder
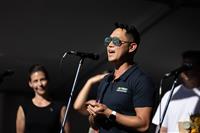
[19,97,32,106]
[17,97,32,114]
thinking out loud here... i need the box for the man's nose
[108,41,115,47]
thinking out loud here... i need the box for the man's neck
[114,62,134,79]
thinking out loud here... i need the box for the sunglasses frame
[104,37,134,46]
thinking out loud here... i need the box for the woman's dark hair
[28,64,49,81]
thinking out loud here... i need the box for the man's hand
[88,73,109,85]
[88,114,99,130]
[86,100,112,117]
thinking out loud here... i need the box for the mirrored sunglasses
[104,37,133,46]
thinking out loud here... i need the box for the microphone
[163,63,192,78]
[64,51,100,60]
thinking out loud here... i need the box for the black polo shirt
[96,65,155,133]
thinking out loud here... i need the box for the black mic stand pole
[60,57,84,133]
[156,74,179,133]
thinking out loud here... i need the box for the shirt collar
[104,64,138,82]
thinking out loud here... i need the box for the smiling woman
[16,64,70,133]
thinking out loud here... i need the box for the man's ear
[129,43,137,53]
[181,72,189,81]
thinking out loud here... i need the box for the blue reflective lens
[104,37,122,46]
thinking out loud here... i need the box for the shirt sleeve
[152,91,170,127]
[132,74,155,107]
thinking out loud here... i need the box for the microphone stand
[60,57,84,133]
[156,74,179,133]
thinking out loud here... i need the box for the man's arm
[160,127,167,133]
[87,102,152,132]
[16,106,25,133]
[114,107,152,132]
[73,73,108,115]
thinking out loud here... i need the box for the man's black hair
[182,50,200,66]
[114,22,140,45]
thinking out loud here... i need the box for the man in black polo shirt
[74,22,155,133]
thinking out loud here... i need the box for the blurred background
[0,0,200,132]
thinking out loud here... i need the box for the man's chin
[108,57,116,62]
[108,58,118,64]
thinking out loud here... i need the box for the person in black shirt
[16,64,70,133]
[74,22,155,133]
